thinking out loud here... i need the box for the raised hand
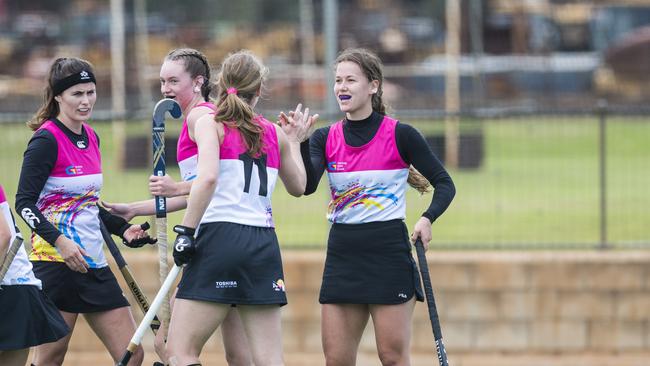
[278,103,318,143]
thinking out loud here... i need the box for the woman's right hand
[102,201,135,221]
[55,235,89,273]
[149,174,180,197]
[278,103,318,143]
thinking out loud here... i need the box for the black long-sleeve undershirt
[304,111,455,222]
[15,119,129,246]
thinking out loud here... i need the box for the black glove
[122,222,158,248]
[172,225,197,266]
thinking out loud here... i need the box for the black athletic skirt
[319,219,424,304]
[0,285,70,350]
[176,222,287,306]
[32,262,129,313]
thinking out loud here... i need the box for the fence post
[597,99,608,249]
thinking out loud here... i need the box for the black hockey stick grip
[414,238,449,366]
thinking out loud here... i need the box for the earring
[194,87,200,93]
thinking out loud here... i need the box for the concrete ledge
[59,249,650,362]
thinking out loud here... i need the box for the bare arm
[180,115,220,228]
[148,104,215,199]
[149,175,192,197]
[277,126,306,197]
[103,196,188,221]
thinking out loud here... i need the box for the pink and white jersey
[177,102,217,182]
[325,116,409,224]
[0,185,41,288]
[201,116,281,228]
[29,121,105,268]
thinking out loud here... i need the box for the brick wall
[61,250,650,366]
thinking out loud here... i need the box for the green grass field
[1,116,648,249]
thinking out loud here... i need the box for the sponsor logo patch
[272,279,285,292]
[327,161,347,172]
[65,165,84,175]
[215,280,238,289]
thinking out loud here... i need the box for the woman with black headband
[15,57,154,366]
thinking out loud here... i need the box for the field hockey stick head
[152,98,182,127]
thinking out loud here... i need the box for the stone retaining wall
[60,250,650,365]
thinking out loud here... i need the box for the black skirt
[0,285,70,350]
[176,222,287,306]
[32,262,129,313]
[319,219,424,304]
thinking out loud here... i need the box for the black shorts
[0,285,70,350]
[32,262,129,313]
[176,222,287,306]
[319,219,424,304]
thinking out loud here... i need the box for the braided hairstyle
[335,48,431,194]
[28,57,95,131]
[165,48,214,101]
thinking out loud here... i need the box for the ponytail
[213,50,268,157]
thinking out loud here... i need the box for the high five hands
[277,103,318,143]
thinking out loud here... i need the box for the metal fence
[2,105,648,250]
[1,0,649,249]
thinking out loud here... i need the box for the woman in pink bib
[104,48,258,365]
[15,57,154,366]
[299,48,456,365]
[165,50,316,366]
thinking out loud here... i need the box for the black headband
[52,70,96,95]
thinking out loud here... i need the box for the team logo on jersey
[76,140,86,148]
[272,279,285,292]
[80,71,90,80]
[65,165,84,175]
[20,208,41,228]
[327,161,347,172]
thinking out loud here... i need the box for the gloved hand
[122,222,158,248]
[172,225,196,266]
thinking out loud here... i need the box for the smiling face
[159,59,203,112]
[334,61,379,120]
[55,82,96,126]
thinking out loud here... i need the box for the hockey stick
[116,264,181,366]
[414,238,449,366]
[151,98,182,332]
[0,233,23,287]
[100,221,160,334]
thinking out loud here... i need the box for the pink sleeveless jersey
[29,121,105,268]
[0,184,41,287]
[177,102,217,182]
[201,116,281,228]
[325,116,409,224]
